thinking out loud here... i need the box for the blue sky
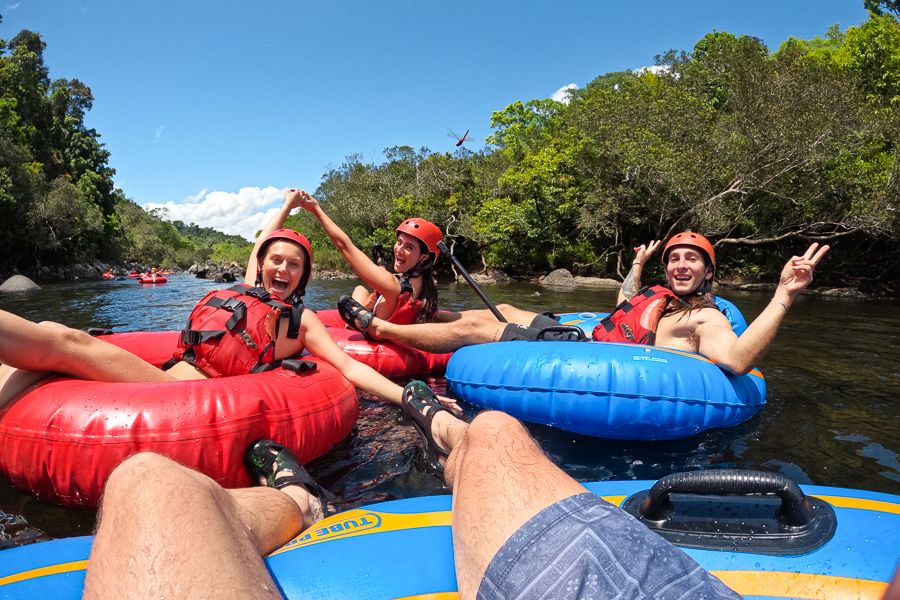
[3,1,869,241]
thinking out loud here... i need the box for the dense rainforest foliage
[2,9,898,292]
[0,20,249,273]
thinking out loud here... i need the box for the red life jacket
[369,275,428,325]
[170,284,303,377]
[592,285,675,345]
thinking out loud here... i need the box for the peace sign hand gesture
[777,243,830,298]
[633,240,662,267]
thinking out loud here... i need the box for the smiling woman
[0,188,459,507]
[298,191,444,326]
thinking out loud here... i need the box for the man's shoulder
[694,305,732,324]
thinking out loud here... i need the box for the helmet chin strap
[404,253,434,278]
[695,268,714,295]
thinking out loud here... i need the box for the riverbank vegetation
[2,9,898,293]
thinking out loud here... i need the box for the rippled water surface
[1,274,898,544]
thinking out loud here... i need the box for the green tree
[864,0,900,17]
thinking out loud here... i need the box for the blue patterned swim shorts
[477,493,741,600]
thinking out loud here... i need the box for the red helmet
[256,229,313,298]
[662,231,716,268]
[396,218,442,257]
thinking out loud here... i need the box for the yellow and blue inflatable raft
[0,470,897,599]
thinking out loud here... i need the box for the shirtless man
[338,231,829,375]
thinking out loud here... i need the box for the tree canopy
[2,11,898,293]
[307,15,898,292]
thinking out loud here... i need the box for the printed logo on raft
[274,511,383,552]
[632,348,669,364]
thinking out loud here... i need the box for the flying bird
[448,128,470,147]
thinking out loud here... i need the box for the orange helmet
[256,228,313,299]
[396,218,442,257]
[662,231,716,268]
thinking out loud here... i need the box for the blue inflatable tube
[555,296,749,337]
[2,478,897,599]
[446,299,762,440]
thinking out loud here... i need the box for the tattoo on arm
[622,265,640,300]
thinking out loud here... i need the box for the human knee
[103,453,176,501]
[457,314,492,338]
[351,286,370,302]
[467,411,526,443]
[105,453,213,501]
[51,325,93,349]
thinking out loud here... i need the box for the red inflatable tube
[138,275,167,284]
[316,309,451,377]
[0,331,358,508]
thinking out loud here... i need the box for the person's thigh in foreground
[400,382,741,600]
[83,443,326,600]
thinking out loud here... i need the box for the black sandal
[401,380,452,474]
[245,440,334,520]
[337,295,375,335]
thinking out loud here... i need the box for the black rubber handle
[536,325,587,341]
[640,469,813,527]
[436,240,507,323]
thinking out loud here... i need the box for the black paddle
[436,240,507,323]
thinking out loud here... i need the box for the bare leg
[0,364,52,409]
[0,312,176,407]
[441,411,587,600]
[84,453,311,600]
[351,285,371,305]
[462,304,540,326]
[367,312,506,353]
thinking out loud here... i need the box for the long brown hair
[406,239,439,322]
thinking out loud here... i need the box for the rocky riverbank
[1,261,177,283]
[1,262,870,300]
[186,260,356,284]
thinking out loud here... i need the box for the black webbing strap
[281,359,318,374]
[204,296,247,331]
[397,274,414,296]
[239,285,272,302]
[180,329,226,346]
[286,304,302,339]
[599,286,657,331]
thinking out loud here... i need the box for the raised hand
[633,239,662,266]
[284,188,306,210]
[297,190,320,212]
[777,243,830,297]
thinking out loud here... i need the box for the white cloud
[635,64,675,77]
[551,83,578,104]
[155,124,165,143]
[6,3,21,10]
[145,186,285,242]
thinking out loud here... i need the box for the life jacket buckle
[244,287,271,302]
[219,297,245,312]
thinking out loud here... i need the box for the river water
[1,274,898,544]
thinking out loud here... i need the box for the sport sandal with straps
[245,440,334,523]
[401,380,452,474]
